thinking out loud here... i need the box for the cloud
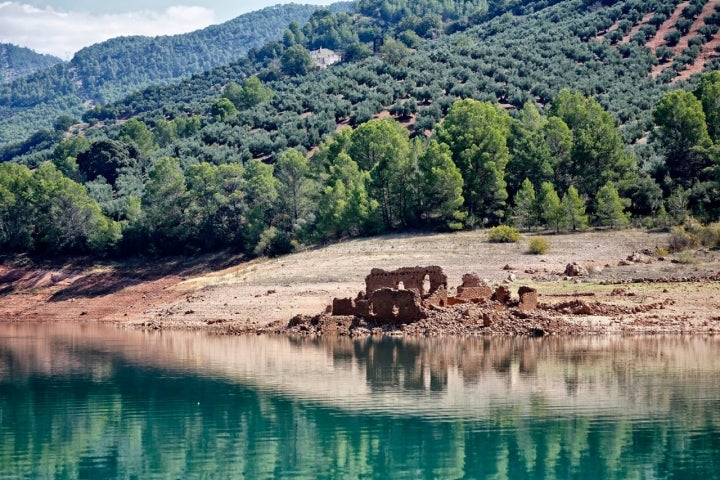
[0,2,215,60]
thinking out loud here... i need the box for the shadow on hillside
[46,253,247,302]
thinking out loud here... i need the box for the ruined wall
[330,267,536,326]
[365,266,447,296]
[368,288,425,324]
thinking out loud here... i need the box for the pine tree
[595,182,630,229]
[511,178,537,231]
[539,182,562,232]
[560,186,588,232]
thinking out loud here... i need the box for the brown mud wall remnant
[368,288,425,324]
[456,272,493,301]
[365,266,447,296]
[329,266,538,326]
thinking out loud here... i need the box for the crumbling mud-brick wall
[329,266,536,325]
[368,288,426,324]
[518,286,538,311]
[452,273,492,303]
[424,285,448,307]
[365,266,447,296]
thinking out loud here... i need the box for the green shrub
[698,222,720,248]
[528,236,550,254]
[254,227,293,257]
[488,225,521,243]
[669,220,720,252]
[675,251,696,264]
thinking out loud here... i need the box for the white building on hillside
[310,48,342,68]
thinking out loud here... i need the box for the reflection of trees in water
[2,336,720,478]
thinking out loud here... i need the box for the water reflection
[1,323,719,479]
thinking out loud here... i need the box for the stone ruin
[331,266,538,325]
[332,266,447,324]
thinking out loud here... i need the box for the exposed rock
[320,266,575,337]
[627,252,653,263]
[456,285,492,301]
[332,297,356,316]
[461,273,482,287]
[492,286,512,305]
[564,262,588,277]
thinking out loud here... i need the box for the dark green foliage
[436,99,511,225]
[0,44,61,84]
[511,178,538,231]
[76,140,140,185]
[0,4,350,143]
[664,30,681,46]
[281,45,315,76]
[222,77,275,110]
[303,10,358,50]
[595,182,630,228]
[2,0,720,258]
[549,89,635,205]
[413,139,466,229]
[0,162,120,253]
[653,90,712,188]
[211,98,238,120]
[560,185,589,231]
[343,42,373,62]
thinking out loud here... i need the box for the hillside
[1,0,719,261]
[0,3,353,144]
[0,44,62,84]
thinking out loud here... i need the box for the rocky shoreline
[229,266,719,338]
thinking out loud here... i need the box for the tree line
[2,75,718,257]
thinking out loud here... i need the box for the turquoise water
[1,324,719,479]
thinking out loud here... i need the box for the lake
[1,323,719,479]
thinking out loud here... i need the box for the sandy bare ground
[1,229,719,335]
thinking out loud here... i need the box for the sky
[0,1,339,60]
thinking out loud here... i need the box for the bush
[668,226,699,252]
[488,225,521,243]
[675,251,696,264]
[698,222,720,249]
[254,227,294,257]
[667,220,720,252]
[528,236,550,254]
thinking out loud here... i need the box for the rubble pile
[286,266,570,337]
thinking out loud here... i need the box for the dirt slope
[1,230,719,335]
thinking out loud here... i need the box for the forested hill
[1,0,719,259]
[0,44,62,84]
[0,3,353,144]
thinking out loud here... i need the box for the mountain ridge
[0,43,62,84]
[0,2,353,144]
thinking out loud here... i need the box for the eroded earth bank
[1,230,719,336]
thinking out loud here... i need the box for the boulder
[564,262,588,277]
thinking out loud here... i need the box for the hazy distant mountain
[0,44,62,84]
[0,2,353,144]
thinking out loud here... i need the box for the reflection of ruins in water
[2,323,720,420]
